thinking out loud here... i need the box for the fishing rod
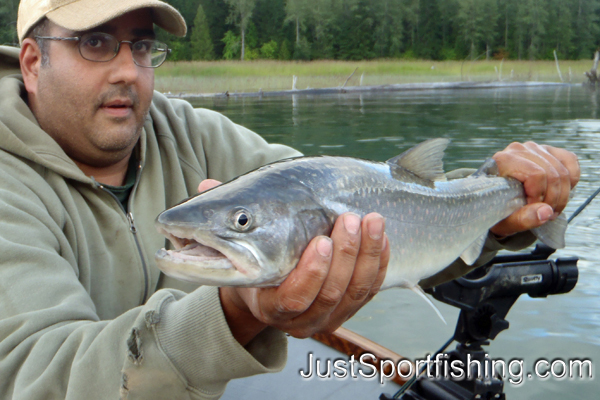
[380,185,600,400]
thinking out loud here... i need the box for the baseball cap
[17,0,187,44]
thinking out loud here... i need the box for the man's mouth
[101,99,134,117]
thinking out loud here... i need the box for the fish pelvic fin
[532,212,568,249]
[387,138,449,182]
[410,285,447,325]
[459,233,488,266]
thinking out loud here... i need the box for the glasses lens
[79,33,118,62]
[132,40,169,67]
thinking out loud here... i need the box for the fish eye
[233,209,252,231]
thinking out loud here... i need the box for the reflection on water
[189,86,599,399]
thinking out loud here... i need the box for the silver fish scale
[275,156,526,288]
[155,146,540,290]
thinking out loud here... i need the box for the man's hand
[197,180,390,345]
[491,142,580,237]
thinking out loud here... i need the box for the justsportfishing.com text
[298,352,594,385]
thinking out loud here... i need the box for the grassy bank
[154,59,594,95]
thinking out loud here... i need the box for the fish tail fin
[410,285,447,325]
[531,212,568,249]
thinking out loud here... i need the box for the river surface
[188,86,599,399]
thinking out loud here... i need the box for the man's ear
[20,38,42,96]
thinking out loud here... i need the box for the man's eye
[84,36,106,48]
[134,41,152,52]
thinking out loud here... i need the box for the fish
[154,139,567,319]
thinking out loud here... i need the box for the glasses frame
[34,33,171,68]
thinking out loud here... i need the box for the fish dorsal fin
[387,138,449,182]
[410,285,447,324]
[460,233,488,266]
[472,158,499,177]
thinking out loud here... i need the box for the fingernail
[367,216,384,240]
[316,237,332,257]
[552,211,560,220]
[343,213,361,235]
[537,206,553,222]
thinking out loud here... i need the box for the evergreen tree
[279,39,292,59]
[437,0,460,59]
[481,0,499,59]
[35,0,600,62]
[402,0,420,55]
[191,4,215,60]
[308,0,337,59]
[456,0,486,59]
[573,0,600,59]
[222,30,241,60]
[199,0,231,58]
[497,0,516,55]
[285,0,311,45]
[417,0,444,59]
[373,0,405,58]
[333,0,376,60]
[0,0,18,46]
[515,0,549,59]
[545,0,575,58]
[224,0,257,60]
[254,0,289,45]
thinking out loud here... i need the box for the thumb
[197,179,222,193]
[490,203,554,237]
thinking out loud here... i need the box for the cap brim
[46,0,187,37]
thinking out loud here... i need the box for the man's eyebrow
[77,26,155,39]
[89,24,116,35]
[132,28,155,39]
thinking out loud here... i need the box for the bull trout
[154,139,566,318]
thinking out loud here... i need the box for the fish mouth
[156,229,236,271]
[154,226,267,286]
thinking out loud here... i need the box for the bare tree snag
[554,50,564,82]
[584,50,599,87]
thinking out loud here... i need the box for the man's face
[33,9,155,168]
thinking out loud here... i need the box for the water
[188,86,599,399]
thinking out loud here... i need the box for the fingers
[297,213,387,333]
[197,179,222,193]
[492,142,579,235]
[242,213,388,339]
[330,214,388,324]
[310,214,362,315]
[543,145,580,188]
[250,236,332,328]
[490,203,554,237]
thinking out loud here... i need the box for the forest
[1,0,599,62]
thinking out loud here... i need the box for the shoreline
[163,80,573,99]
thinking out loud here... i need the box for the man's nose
[108,42,139,84]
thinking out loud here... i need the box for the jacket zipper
[93,162,149,305]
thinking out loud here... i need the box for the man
[0,0,579,399]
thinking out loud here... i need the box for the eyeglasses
[35,32,171,68]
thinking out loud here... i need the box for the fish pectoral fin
[531,213,568,249]
[410,285,447,325]
[459,233,488,266]
[386,138,449,182]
